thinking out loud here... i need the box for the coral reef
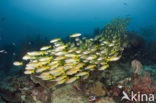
[2,17,156,103]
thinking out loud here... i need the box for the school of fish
[13,18,129,86]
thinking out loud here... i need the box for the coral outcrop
[85,81,107,97]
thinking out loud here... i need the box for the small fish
[57,78,68,85]
[39,61,50,65]
[70,33,81,38]
[55,66,64,70]
[68,47,77,53]
[31,60,38,63]
[54,56,66,61]
[109,43,114,47]
[85,65,96,70]
[22,55,35,60]
[86,55,97,60]
[40,45,51,51]
[13,61,23,66]
[37,74,53,80]
[27,51,44,56]
[25,66,35,70]
[103,41,110,45]
[108,56,121,61]
[75,63,85,69]
[52,71,64,77]
[24,70,34,74]
[50,63,60,70]
[66,76,79,84]
[50,38,61,43]
[55,75,67,81]
[26,62,41,68]
[66,68,80,75]
[65,53,78,58]
[65,58,79,64]
[63,64,74,70]
[54,42,63,47]
[39,57,52,62]
[55,51,67,56]
[49,69,64,75]
[36,66,49,73]
[98,64,109,70]
[54,45,67,52]
[83,51,91,55]
[75,72,89,76]
[75,50,81,54]
[89,38,94,41]
[49,61,59,66]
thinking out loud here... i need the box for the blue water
[0,0,156,46]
